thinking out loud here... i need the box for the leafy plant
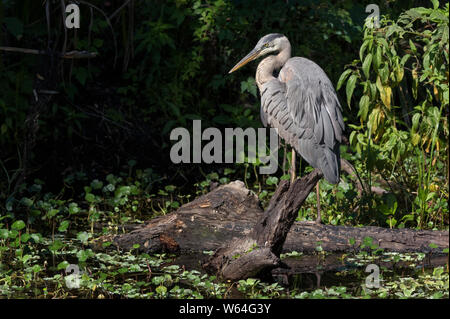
[338,1,449,228]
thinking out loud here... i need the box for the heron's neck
[256,45,291,91]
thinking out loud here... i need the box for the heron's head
[228,33,289,74]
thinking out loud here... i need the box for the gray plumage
[229,34,344,184]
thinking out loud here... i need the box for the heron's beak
[228,48,262,74]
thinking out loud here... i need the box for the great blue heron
[229,33,344,224]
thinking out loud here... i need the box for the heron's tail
[318,145,340,184]
[296,139,341,184]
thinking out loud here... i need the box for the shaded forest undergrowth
[0,163,448,298]
[0,0,448,298]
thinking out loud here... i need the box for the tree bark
[203,169,324,280]
[96,176,449,281]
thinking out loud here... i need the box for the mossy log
[97,173,448,280]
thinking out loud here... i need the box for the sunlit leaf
[358,95,370,121]
[337,69,352,90]
[362,53,373,79]
[11,220,26,231]
[346,74,357,108]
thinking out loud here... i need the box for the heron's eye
[264,43,270,48]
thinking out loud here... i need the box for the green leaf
[77,231,90,244]
[115,186,131,198]
[240,77,257,98]
[379,64,389,84]
[362,53,373,79]
[412,77,418,100]
[378,38,389,49]
[411,133,420,146]
[266,176,278,186]
[118,267,128,274]
[358,95,370,121]
[165,185,176,192]
[400,54,410,65]
[349,131,357,147]
[346,74,357,108]
[395,64,404,83]
[104,184,115,192]
[21,233,30,243]
[245,278,258,286]
[431,0,439,9]
[20,197,34,207]
[11,220,26,231]
[49,240,64,252]
[382,86,392,108]
[58,220,70,232]
[359,40,370,61]
[90,179,103,190]
[152,276,165,285]
[85,193,96,203]
[423,52,431,70]
[170,201,180,209]
[30,233,41,243]
[20,254,32,264]
[57,261,70,270]
[68,203,80,215]
[156,285,167,295]
[337,69,352,90]
[409,40,417,55]
[0,229,9,239]
[258,190,268,200]
[363,236,373,247]
[47,209,59,218]
[374,46,382,70]
[77,249,94,262]
[8,230,18,239]
[32,265,42,273]
[369,82,377,99]
[102,241,112,248]
[376,76,391,108]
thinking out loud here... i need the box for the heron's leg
[315,182,322,224]
[290,149,296,183]
[282,143,287,176]
[315,272,322,288]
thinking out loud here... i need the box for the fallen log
[203,169,324,280]
[97,177,448,279]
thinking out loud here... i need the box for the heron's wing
[260,80,286,127]
[282,57,344,149]
[260,57,344,183]
[260,101,268,127]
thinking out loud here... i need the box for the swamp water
[1,235,448,299]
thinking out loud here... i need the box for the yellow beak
[228,48,262,74]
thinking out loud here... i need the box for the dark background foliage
[0,1,398,176]
[0,0,448,229]
[0,0,448,300]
